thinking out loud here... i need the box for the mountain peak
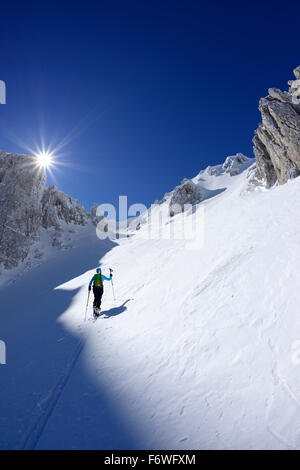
[253,65,300,187]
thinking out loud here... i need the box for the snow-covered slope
[1,156,300,450]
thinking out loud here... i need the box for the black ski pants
[93,286,104,309]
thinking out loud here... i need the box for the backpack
[94,273,103,287]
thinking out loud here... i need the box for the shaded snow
[1,162,300,449]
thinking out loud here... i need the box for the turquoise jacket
[89,273,112,287]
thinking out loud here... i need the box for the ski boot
[93,307,101,318]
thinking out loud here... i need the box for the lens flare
[35,151,54,168]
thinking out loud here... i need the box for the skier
[88,268,112,317]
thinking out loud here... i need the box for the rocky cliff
[0,151,90,270]
[253,65,300,187]
[168,153,252,216]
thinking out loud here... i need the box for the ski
[92,307,102,322]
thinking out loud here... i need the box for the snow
[0,222,90,287]
[1,162,300,450]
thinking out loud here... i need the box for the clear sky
[0,1,299,211]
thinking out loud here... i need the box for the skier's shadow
[102,299,132,318]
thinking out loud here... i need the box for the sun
[30,146,59,181]
[35,151,54,169]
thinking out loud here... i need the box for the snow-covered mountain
[0,151,107,284]
[1,66,300,450]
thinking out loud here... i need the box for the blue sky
[0,1,299,211]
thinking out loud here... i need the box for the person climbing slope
[88,268,112,317]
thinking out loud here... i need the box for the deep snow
[1,163,300,449]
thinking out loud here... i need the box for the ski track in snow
[17,340,84,450]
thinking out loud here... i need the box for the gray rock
[293,65,300,79]
[0,151,46,269]
[253,65,300,186]
[206,165,221,176]
[222,153,252,176]
[268,88,289,103]
[41,186,89,229]
[90,203,105,226]
[252,134,277,188]
[169,179,202,216]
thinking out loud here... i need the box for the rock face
[168,154,253,217]
[205,153,252,177]
[0,151,46,269]
[253,65,300,187]
[169,179,202,216]
[0,151,89,270]
[222,153,252,176]
[41,186,89,229]
[90,203,105,227]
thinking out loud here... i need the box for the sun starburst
[35,151,54,169]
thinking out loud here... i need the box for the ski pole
[110,268,116,301]
[84,291,90,322]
